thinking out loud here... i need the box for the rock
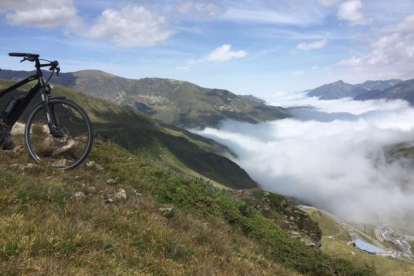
[106,178,119,185]
[11,122,25,135]
[26,163,40,170]
[74,192,85,198]
[86,161,104,171]
[13,145,25,154]
[52,159,69,168]
[101,194,114,204]
[288,230,302,239]
[133,189,142,196]
[9,164,22,169]
[113,189,127,201]
[104,197,114,204]
[300,237,318,248]
[86,161,96,167]
[9,163,39,170]
[159,206,174,218]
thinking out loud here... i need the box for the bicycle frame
[0,73,60,134]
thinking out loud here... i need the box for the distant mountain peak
[74,70,118,78]
[307,78,408,100]
[355,78,414,104]
[355,79,403,91]
[307,80,366,100]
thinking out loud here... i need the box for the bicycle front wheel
[25,99,93,170]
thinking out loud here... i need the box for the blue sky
[1,0,414,96]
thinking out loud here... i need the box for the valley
[304,207,414,276]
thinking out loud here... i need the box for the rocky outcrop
[234,189,322,248]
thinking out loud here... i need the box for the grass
[0,140,376,276]
[306,209,414,276]
[409,242,414,255]
[0,143,298,276]
[0,79,257,190]
[306,210,349,242]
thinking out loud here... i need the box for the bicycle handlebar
[8,53,60,75]
[9,53,40,58]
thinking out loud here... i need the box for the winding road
[377,226,413,256]
[300,205,414,260]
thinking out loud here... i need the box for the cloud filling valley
[193,94,414,228]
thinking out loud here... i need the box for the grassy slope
[0,80,257,190]
[306,209,414,276]
[71,73,289,128]
[0,141,375,276]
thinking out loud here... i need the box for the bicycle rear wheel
[25,99,93,170]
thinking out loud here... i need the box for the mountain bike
[0,53,93,169]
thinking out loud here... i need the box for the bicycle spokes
[26,101,92,169]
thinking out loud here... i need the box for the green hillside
[0,70,289,128]
[0,79,256,190]
[0,140,376,276]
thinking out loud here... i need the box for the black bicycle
[0,53,93,169]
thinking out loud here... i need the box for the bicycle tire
[25,98,93,170]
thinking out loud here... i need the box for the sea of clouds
[193,93,414,228]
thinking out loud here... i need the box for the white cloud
[174,0,227,20]
[206,44,247,62]
[296,39,328,51]
[339,14,414,81]
[381,14,414,33]
[194,96,414,228]
[222,1,328,27]
[86,6,174,47]
[0,0,78,28]
[224,9,305,26]
[337,0,372,26]
[179,44,247,69]
[317,0,338,7]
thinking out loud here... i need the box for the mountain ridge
[306,79,409,101]
[0,69,288,128]
[355,79,414,104]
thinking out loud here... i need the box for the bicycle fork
[41,88,63,138]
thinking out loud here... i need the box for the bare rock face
[234,189,322,248]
